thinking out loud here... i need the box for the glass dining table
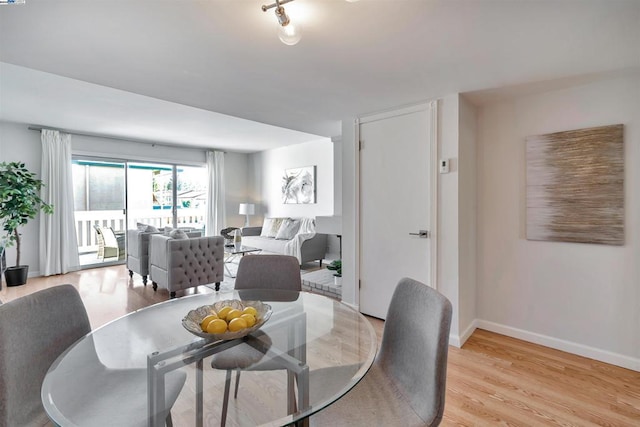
[41,290,377,427]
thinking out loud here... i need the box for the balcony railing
[75,209,205,253]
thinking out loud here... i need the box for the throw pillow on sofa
[275,218,301,240]
[260,218,284,238]
[137,223,159,233]
[169,229,189,239]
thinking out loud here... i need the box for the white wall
[438,94,462,341]
[248,139,334,223]
[0,122,43,273]
[0,121,250,276]
[341,119,358,306]
[219,152,249,229]
[458,96,478,342]
[73,135,206,165]
[476,74,640,370]
[332,137,343,215]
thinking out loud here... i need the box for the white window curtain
[39,130,80,275]
[206,151,226,236]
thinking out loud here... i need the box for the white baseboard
[449,319,478,348]
[476,319,640,372]
[459,320,478,346]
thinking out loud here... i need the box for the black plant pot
[5,265,29,287]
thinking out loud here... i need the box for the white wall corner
[476,319,640,372]
[450,319,477,348]
[459,319,478,347]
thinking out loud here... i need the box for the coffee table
[224,244,261,278]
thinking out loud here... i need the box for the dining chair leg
[221,370,232,427]
[287,371,297,414]
[197,359,204,427]
[233,369,241,398]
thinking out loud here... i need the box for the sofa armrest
[149,234,171,270]
[241,226,262,237]
[300,233,328,264]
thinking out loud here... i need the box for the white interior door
[359,106,432,319]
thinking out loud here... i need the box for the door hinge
[359,140,364,151]
[359,279,362,289]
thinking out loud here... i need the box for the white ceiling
[1,0,639,153]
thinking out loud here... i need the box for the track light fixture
[262,0,302,46]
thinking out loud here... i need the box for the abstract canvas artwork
[282,166,316,204]
[526,124,624,245]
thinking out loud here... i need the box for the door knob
[409,230,429,238]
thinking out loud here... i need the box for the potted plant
[326,259,342,286]
[0,161,53,286]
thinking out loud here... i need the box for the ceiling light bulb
[278,22,302,46]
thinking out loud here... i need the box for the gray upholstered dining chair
[210,254,302,426]
[310,277,452,426]
[0,285,186,427]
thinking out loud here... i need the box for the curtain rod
[27,125,227,153]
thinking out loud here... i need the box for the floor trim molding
[476,319,640,372]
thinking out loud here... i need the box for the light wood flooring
[1,265,639,426]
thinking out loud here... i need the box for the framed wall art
[526,124,624,245]
[282,166,316,204]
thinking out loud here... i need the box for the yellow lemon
[200,314,218,331]
[240,313,256,327]
[217,306,232,320]
[206,318,228,334]
[242,306,258,317]
[226,309,242,321]
[228,317,248,332]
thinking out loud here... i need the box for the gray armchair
[126,229,160,285]
[127,228,203,285]
[148,234,224,298]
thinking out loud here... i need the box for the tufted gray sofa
[148,234,224,298]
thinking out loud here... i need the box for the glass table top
[42,290,377,427]
[223,245,261,255]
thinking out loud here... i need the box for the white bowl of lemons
[182,299,272,340]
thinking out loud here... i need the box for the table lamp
[239,203,255,227]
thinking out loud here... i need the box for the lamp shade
[239,203,255,215]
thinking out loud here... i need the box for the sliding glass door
[126,163,174,229]
[72,157,207,268]
[72,159,126,267]
[126,163,207,230]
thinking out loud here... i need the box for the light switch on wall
[439,159,450,174]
